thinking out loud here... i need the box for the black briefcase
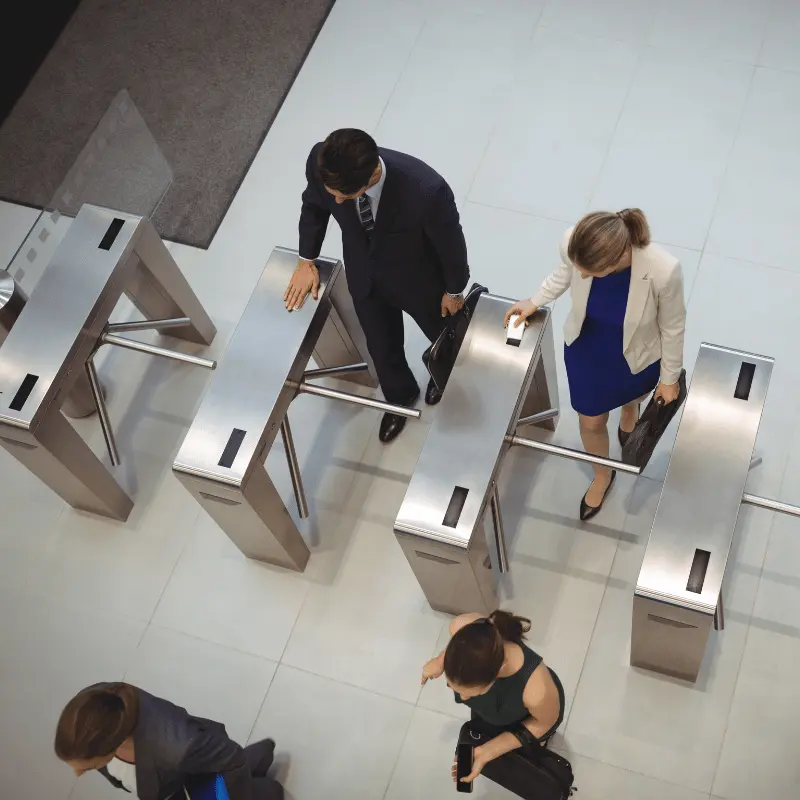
[422,283,488,393]
[622,368,688,469]
[457,722,575,800]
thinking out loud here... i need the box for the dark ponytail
[55,683,140,761]
[443,610,532,688]
[487,609,531,644]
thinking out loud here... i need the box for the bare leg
[578,412,612,507]
[619,400,639,435]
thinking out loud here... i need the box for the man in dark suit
[55,682,283,800]
[285,129,470,442]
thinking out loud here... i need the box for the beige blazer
[531,229,686,385]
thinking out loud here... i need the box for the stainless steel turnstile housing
[394,294,559,615]
[0,204,216,520]
[632,343,773,682]
[173,247,420,571]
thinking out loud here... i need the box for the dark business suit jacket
[94,685,251,800]
[298,145,470,303]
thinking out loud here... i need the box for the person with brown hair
[504,209,686,520]
[420,610,564,786]
[55,682,283,799]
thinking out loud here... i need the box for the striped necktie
[357,194,375,240]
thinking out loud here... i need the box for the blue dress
[564,268,660,416]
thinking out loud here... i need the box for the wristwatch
[447,291,465,300]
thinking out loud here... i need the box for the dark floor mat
[0,0,335,248]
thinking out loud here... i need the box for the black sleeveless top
[454,642,542,727]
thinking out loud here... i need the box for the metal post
[516,408,560,429]
[714,594,725,631]
[281,415,309,520]
[506,434,642,475]
[85,356,121,467]
[101,332,217,370]
[489,486,509,574]
[741,493,800,518]
[105,316,191,334]
[295,381,421,419]
[303,362,369,380]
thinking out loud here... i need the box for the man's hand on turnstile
[284,259,320,310]
[503,300,537,329]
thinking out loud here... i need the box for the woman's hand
[452,746,490,784]
[503,300,538,329]
[421,657,444,686]
[654,380,679,404]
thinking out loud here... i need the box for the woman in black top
[421,610,565,787]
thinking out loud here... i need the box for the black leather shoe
[425,378,443,406]
[379,388,420,443]
[579,471,616,521]
[247,738,275,776]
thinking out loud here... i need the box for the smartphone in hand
[456,743,474,793]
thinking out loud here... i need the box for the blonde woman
[505,209,685,520]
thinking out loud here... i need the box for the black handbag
[622,368,688,469]
[422,283,489,393]
[457,721,575,799]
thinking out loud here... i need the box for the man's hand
[654,380,679,404]
[284,259,320,311]
[441,293,465,317]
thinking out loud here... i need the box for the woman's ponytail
[487,609,531,644]
[617,208,650,248]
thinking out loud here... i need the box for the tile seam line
[699,64,758,257]
[462,4,546,202]
[370,7,427,135]
[708,446,795,794]
[144,503,204,627]
[272,659,422,708]
[561,477,664,745]
[585,40,648,210]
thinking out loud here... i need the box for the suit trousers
[352,285,446,404]
[244,739,283,800]
[183,739,283,800]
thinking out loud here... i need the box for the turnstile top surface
[637,343,774,613]
[173,247,339,487]
[394,294,549,547]
[0,205,144,432]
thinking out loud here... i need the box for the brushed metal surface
[636,343,773,611]
[173,248,341,487]
[394,295,559,614]
[0,204,215,519]
[173,247,379,568]
[395,297,555,547]
[632,343,774,682]
[0,206,143,432]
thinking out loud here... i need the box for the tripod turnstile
[0,204,216,521]
[630,342,800,682]
[173,246,420,572]
[394,293,560,615]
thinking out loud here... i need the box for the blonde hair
[567,209,650,274]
